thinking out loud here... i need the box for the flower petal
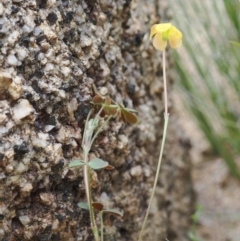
[155,23,172,33]
[169,37,182,49]
[150,24,158,39]
[150,23,171,39]
[152,33,167,51]
[168,26,182,49]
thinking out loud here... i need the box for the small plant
[188,204,202,241]
[68,85,137,241]
[138,23,182,240]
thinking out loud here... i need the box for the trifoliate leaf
[103,209,123,217]
[68,160,85,168]
[78,202,89,210]
[92,202,104,211]
[88,158,109,169]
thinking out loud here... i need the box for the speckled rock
[0,0,194,241]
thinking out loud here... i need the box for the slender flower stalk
[138,23,182,241]
[138,50,169,241]
[163,50,168,116]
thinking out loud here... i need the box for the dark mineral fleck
[134,32,143,46]
[36,34,47,44]
[63,28,76,43]
[33,69,44,78]
[35,225,52,241]
[37,0,48,9]
[32,79,42,94]
[63,11,74,23]
[0,153,4,160]
[74,103,91,122]
[62,192,68,202]
[126,83,135,95]
[46,12,58,25]
[11,6,19,15]
[14,142,29,155]
[34,16,44,25]
[51,234,60,241]
[19,36,30,48]
[51,159,64,172]
[47,116,56,126]
[56,214,64,222]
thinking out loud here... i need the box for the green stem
[88,165,100,241]
[81,107,108,241]
[162,50,168,116]
[81,95,116,241]
[138,49,169,240]
[83,150,100,241]
[137,114,169,241]
[92,226,100,241]
[100,211,104,241]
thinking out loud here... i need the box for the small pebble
[12,99,35,123]
[130,165,143,177]
[19,216,30,226]
[7,55,18,66]
[0,3,5,16]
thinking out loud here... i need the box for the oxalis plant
[68,85,137,241]
[138,23,183,241]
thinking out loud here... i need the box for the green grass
[169,0,240,178]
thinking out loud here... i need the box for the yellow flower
[150,23,182,51]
